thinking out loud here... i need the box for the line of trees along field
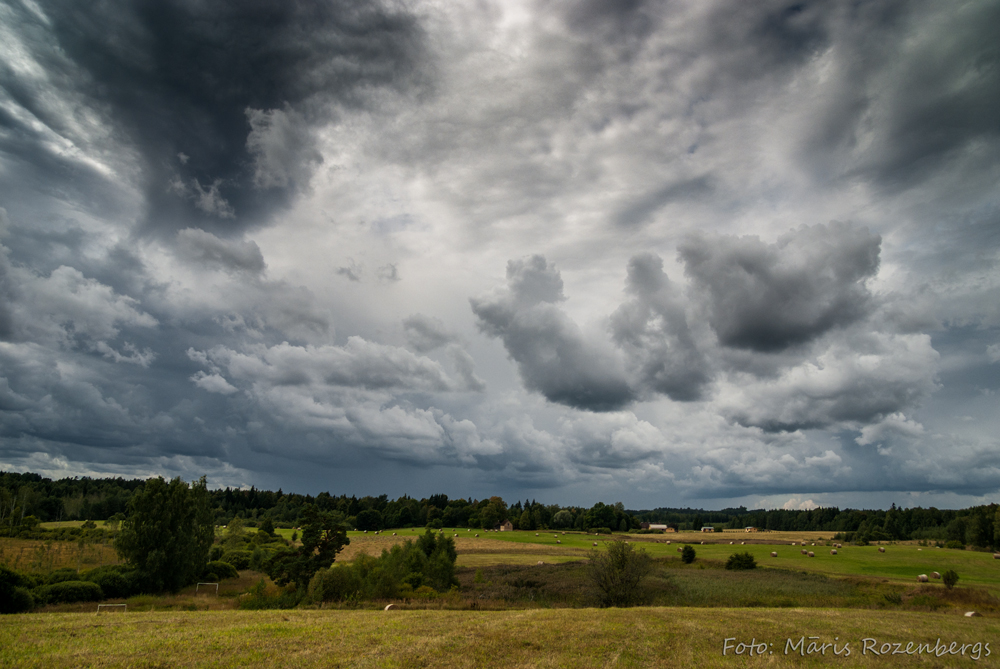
[4,470,1000,548]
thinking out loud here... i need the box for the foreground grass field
[2,607,998,668]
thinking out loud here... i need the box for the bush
[590,527,612,535]
[308,565,363,603]
[1,565,36,614]
[588,539,653,608]
[725,552,757,570]
[83,565,144,599]
[47,568,81,585]
[681,545,696,564]
[942,570,959,589]
[204,560,239,580]
[221,550,253,570]
[34,580,104,605]
[945,540,965,550]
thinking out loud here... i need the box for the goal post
[196,582,219,595]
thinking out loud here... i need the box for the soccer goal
[196,582,219,595]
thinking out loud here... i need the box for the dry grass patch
[2,607,998,668]
[0,537,119,572]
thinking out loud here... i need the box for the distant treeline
[3,471,999,548]
[632,504,1000,547]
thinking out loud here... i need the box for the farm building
[493,520,514,532]
[745,526,758,532]
[639,523,676,532]
[701,526,715,532]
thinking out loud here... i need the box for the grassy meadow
[2,607,998,668]
[5,528,1000,666]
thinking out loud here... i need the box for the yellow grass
[2,607,998,668]
[0,537,119,572]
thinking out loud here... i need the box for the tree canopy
[114,476,214,592]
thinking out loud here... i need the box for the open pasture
[3,607,998,668]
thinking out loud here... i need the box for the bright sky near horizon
[0,0,998,510]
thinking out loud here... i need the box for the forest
[2,470,999,548]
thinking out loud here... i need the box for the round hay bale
[475,533,479,537]
[918,574,928,582]
[677,547,683,553]
[966,611,982,617]
[770,552,778,557]
[741,541,745,545]
[384,604,397,611]
[666,541,671,544]
[535,533,539,536]
[537,561,544,565]
[808,551,815,557]
[878,546,885,553]
[801,549,808,555]
[593,542,598,546]
[994,553,1000,559]
[700,541,705,545]
[730,541,733,544]
[363,530,368,533]
[831,549,837,555]
[931,572,940,579]
[556,540,561,544]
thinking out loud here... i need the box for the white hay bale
[384,604,397,611]
[392,532,396,536]
[556,540,561,544]
[677,547,683,553]
[966,611,981,617]
[666,541,671,544]
[918,574,928,582]
[535,533,539,536]
[454,534,458,537]
[741,542,745,545]
[801,549,808,555]
[700,541,705,545]
[593,542,598,546]
[363,530,368,533]
[537,561,544,566]
[931,572,940,579]
[878,546,885,553]
[808,551,814,557]
[994,553,1000,559]
[475,533,479,537]
[729,541,733,544]
[770,552,777,557]
[831,550,837,555]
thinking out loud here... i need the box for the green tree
[725,552,757,570]
[942,570,959,589]
[267,504,348,591]
[588,539,652,607]
[115,476,214,592]
[681,545,696,564]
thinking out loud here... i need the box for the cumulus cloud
[680,223,880,351]
[403,314,455,353]
[610,253,709,401]
[471,256,634,412]
[720,332,939,432]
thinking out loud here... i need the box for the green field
[6,529,1000,666]
[2,607,998,668]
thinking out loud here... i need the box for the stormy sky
[1,0,998,510]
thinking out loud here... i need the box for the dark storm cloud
[610,253,709,401]
[802,0,1000,190]
[471,256,634,412]
[12,0,427,235]
[679,222,880,352]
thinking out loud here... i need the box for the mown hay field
[2,607,998,668]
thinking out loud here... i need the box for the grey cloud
[337,262,362,282]
[9,0,428,236]
[610,253,709,401]
[245,106,323,190]
[471,256,634,412]
[721,331,939,433]
[403,314,455,353]
[680,222,880,352]
[175,228,266,275]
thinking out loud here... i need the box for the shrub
[590,527,612,535]
[681,545,696,564]
[47,568,81,585]
[83,565,144,599]
[1,565,36,614]
[725,552,757,570]
[588,539,653,607]
[221,550,253,570]
[942,570,959,589]
[308,565,363,603]
[945,540,965,550]
[34,580,104,605]
[204,561,239,580]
